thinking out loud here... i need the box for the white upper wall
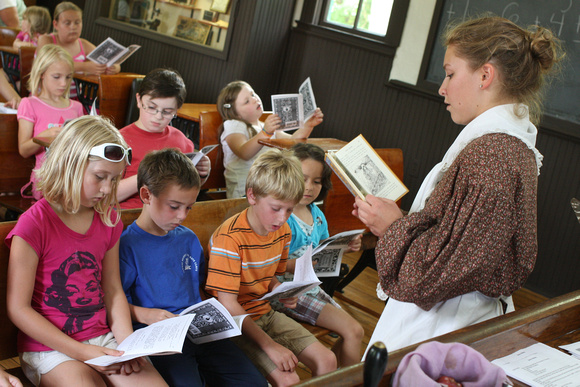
[389,0,437,85]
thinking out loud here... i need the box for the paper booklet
[492,342,580,386]
[85,314,194,366]
[0,102,17,114]
[271,77,317,131]
[185,144,218,166]
[326,134,408,202]
[87,37,141,67]
[258,245,322,301]
[312,229,365,277]
[85,299,248,366]
[179,297,249,345]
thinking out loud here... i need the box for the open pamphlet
[492,342,580,386]
[85,314,194,366]
[179,297,249,345]
[271,77,317,131]
[87,37,141,67]
[185,144,218,166]
[326,134,408,201]
[258,245,322,301]
[560,340,580,359]
[312,229,365,277]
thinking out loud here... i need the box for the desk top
[176,103,217,122]
[32,135,53,148]
[73,72,143,83]
[258,138,347,152]
[297,290,580,386]
[0,45,18,54]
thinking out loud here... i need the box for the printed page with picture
[185,144,218,166]
[271,77,317,131]
[87,37,141,67]
[85,314,194,366]
[326,134,408,201]
[312,229,365,277]
[258,245,322,301]
[179,298,250,345]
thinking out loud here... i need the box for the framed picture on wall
[174,16,211,45]
[203,10,218,22]
[210,0,231,14]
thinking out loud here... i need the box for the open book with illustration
[179,297,249,345]
[85,299,248,366]
[258,245,322,302]
[326,134,408,201]
[270,77,317,131]
[185,144,218,166]
[312,229,365,277]
[87,37,141,67]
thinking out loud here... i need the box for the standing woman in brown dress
[353,16,565,354]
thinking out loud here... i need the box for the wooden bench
[120,197,332,339]
[98,74,145,128]
[0,220,34,386]
[0,114,35,219]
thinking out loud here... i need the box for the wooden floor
[1,250,549,383]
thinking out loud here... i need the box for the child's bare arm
[216,291,299,372]
[116,174,138,202]
[6,237,125,368]
[130,304,178,326]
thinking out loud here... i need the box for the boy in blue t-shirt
[119,148,266,387]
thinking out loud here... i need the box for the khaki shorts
[20,332,117,386]
[231,310,318,376]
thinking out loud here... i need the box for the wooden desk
[177,103,217,122]
[32,135,54,148]
[258,137,347,152]
[173,103,217,147]
[297,290,580,386]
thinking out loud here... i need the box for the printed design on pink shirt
[44,251,104,335]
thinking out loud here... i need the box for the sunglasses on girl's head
[89,143,132,165]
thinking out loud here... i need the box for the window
[324,0,394,37]
[98,0,237,60]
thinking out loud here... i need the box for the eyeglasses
[89,143,132,165]
[140,103,177,118]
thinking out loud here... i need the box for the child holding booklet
[217,80,324,198]
[206,149,337,386]
[6,116,167,387]
[119,148,266,387]
[38,2,121,76]
[271,143,364,367]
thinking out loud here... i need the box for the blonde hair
[36,116,129,227]
[444,16,565,124]
[246,149,304,203]
[53,1,82,26]
[28,44,74,97]
[23,6,51,36]
[217,80,258,137]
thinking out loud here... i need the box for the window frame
[96,0,238,61]
[316,0,409,47]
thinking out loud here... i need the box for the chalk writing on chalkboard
[423,0,579,127]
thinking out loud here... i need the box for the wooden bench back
[0,114,35,193]
[322,148,404,236]
[120,197,249,256]
[0,27,18,46]
[98,74,145,128]
[199,111,226,191]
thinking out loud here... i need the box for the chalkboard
[421,0,580,128]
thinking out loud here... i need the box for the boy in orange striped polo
[205,149,337,386]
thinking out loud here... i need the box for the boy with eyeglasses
[118,68,211,209]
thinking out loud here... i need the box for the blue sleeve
[119,229,138,304]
